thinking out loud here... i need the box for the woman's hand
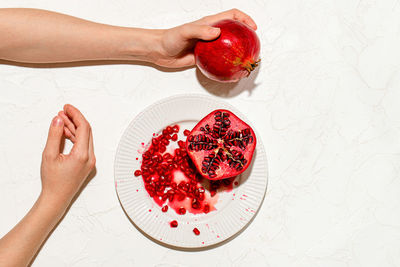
[40,104,95,208]
[0,8,256,68]
[0,104,96,267]
[154,9,257,68]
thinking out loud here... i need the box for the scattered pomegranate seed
[210,190,217,197]
[166,126,174,134]
[177,140,185,148]
[183,129,190,136]
[134,170,142,177]
[203,204,210,213]
[178,207,186,215]
[138,124,225,217]
[172,125,179,133]
[193,228,200,235]
[170,220,178,228]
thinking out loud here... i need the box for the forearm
[0,8,163,63]
[0,193,67,267]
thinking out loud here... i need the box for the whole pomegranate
[194,19,261,83]
[186,109,256,180]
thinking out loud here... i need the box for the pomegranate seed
[178,140,185,148]
[163,153,172,160]
[178,207,186,215]
[162,129,168,136]
[134,170,142,176]
[162,206,168,212]
[152,138,159,146]
[168,194,174,202]
[161,138,170,146]
[177,193,186,201]
[171,134,178,141]
[170,220,178,228]
[159,145,166,153]
[172,125,179,133]
[193,228,200,235]
[210,190,217,197]
[167,126,174,134]
[192,198,201,209]
[203,204,210,213]
[162,194,169,201]
[198,192,205,201]
[183,129,190,136]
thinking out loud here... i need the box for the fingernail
[52,117,62,126]
[210,27,220,35]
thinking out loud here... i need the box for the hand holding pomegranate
[0,8,258,79]
[154,9,257,68]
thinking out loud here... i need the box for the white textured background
[1,0,400,266]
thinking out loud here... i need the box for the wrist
[38,190,71,215]
[119,27,165,64]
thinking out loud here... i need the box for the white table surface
[1,1,400,266]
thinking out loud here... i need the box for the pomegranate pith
[195,19,261,83]
[186,109,256,180]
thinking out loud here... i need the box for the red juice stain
[141,142,145,146]
[149,209,152,212]
[136,189,139,192]
[136,157,138,160]
[202,241,204,245]
[217,235,220,238]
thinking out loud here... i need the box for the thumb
[181,24,220,41]
[43,116,64,159]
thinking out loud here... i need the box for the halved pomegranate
[186,110,256,180]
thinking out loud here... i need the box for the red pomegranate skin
[195,19,261,82]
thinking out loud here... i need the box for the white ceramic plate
[114,94,268,248]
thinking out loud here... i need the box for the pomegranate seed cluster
[135,125,231,216]
[187,110,255,179]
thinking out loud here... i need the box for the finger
[58,110,76,136]
[181,24,221,40]
[43,116,64,159]
[63,104,90,154]
[88,129,96,167]
[170,53,196,68]
[64,126,76,143]
[201,9,257,30]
